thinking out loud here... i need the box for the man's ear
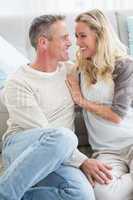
[38,36,48,50]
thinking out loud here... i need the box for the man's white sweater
[3,62,87,167]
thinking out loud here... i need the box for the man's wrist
[80,158,89,169]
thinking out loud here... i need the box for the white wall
[0,0,31,14]
[0,0,133,14]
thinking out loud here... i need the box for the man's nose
[76,38,81,46]
[67,37,72,47]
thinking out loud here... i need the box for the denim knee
[39,127,78,148]
[38,127,78,159]
[57,127,78,146]
[59,181,95,200]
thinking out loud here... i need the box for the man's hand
[80,159,112,187]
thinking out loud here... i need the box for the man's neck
[31,56,58,73]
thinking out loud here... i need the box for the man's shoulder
[5,65,28,86]
[59,61,75,73]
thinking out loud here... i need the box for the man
[0,15,112,200]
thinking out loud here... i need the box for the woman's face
[75,22,97,59]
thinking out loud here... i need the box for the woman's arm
[80,99,122,123]
[67,58,133,124]
[111,58,133,118]
[66,74,121,123]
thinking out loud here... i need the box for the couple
[0,9,133,200]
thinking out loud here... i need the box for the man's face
[47,20,72,62]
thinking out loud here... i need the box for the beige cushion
[127,16,133,56]
[116,10,133,49]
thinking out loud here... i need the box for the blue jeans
[0,127,95,200]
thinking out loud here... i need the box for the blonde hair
[75,9,127,85]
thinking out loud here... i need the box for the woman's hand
[66,74,84,106]
[80,158,112,187]
[67,74,121,123]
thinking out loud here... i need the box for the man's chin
[60,56,69,62]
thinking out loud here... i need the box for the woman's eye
[75,34,87,38]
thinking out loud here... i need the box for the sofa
[0,10,133,160]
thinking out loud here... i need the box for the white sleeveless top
[81,73,133,151]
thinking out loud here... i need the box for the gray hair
[29,14,65,49]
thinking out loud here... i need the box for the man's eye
[61,36,69,40]
[75,34,78,38]
[80,35,86,38]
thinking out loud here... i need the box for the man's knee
[39,127,78,154]
[57,127,78,146]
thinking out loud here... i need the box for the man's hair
[29,14,65,49]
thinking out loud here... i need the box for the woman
[67,9,133,200]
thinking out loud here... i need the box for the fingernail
[105,180,111,184]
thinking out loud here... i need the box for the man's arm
[4,79,50,129]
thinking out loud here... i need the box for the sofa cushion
[0,34,30,152]
[105,10,119,35]
[0,89,8,152]
[0,70,7,89]
[127,16,133,55]
[0,35,29,75]
[116,10,133,50]
[0,15,30,58]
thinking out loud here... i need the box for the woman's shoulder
[115,56,133,70]
[113,56,133,80]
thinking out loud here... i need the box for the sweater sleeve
[4,79,50,129]
[111,58,133,117]
[63,148,88,168]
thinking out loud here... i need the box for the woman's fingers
[94,170,112,184]
[99,164,113,180]
[81,159,113,185]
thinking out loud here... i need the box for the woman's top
[81,57,133,151]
